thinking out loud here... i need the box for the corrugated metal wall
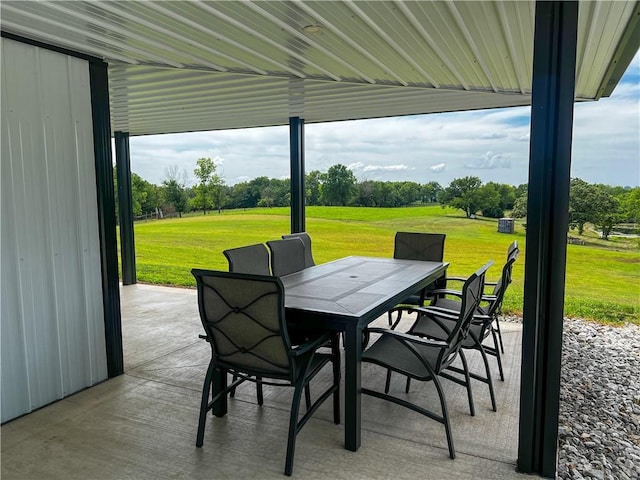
[1,38,108,423]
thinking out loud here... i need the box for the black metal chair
[222,243,272,401]
[405,253,517,412]
[282,232,316,268]
[267,238,306,277]
[430,241,519,355]
[223,243,271,276]
[387,232,446,328]
[361,262,491,459]
[191,269,341,477]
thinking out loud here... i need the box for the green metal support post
[289,116,305,233]
[115,131,136,285]
[90,61,124,378]
[517,1,578,477]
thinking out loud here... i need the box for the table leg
[344,323,362,451]
[212,367,228,417]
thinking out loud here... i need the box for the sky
[127,53,639,189]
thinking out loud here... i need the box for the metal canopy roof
[2,1,638,136]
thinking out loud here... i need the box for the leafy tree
[211,174,226,213]
[440,176,484,218]
[591,188,623,240]
[569,178,600,235]
[396,181,422,206]
[305,170,324,206]
[192,157,220,215]
[226,181,257,209]
[511,187,528,218]
[479,183,504,218]
[161,166,188,217]
[321,164,356,206]
[131,173,150,217]
[569,179,626,237]
[422,181,443,203]
[621,187,640,224]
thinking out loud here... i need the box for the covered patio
[2,1,639,478]
[2,283,526,479]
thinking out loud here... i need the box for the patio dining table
[280,255,448,452]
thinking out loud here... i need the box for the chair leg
[432,374,456,460]
[304,385,311,411]
[491,329,505,381]
[385,370,392,394]
[257,377,264,406]
[230,373,237,397]
[494,317,505,354]
[459,351,475,417]
[196,361,215,447]
[332,333,341,424]
[284,380,305,476]
[477,345,497,412]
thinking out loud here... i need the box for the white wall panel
[1,38,108,423]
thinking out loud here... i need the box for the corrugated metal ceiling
[1,1,638,136]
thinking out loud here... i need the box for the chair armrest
[471,313,491,326]
[444,276,466,283]
[482,294,498,302]
[290,332,331,357]
[366,327,449,349]
[426,288,463,299]
[411,306,460,322]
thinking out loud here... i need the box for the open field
[124,206,639,325]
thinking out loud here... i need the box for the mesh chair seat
[362,333,441,380]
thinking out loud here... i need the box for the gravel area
[557,319,640,480]
[500,315,639,479]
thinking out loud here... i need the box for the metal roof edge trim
[597,2,640,99]
[1,30,104,64]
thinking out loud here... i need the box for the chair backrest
[282,232,315,268]
[223,243,271,276]
[191,269,293,380]
[507,240,519,262]
[436,261,492,370]
[267,238,306,277]
[393,232,446,262]
[486,249,519,316]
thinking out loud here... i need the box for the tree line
[114,159,639,240]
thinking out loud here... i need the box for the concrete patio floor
[2,283,534,480]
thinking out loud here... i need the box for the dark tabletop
[281,256,448,321]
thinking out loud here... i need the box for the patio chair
[223,243,271,276]
[360,261,491,459]
[404,254,517,412]
[282,232,316,268]
[223,243,272,401]
[387,232,446,328]
[191,269,341,477]
[267,238,306,277]
[432,241,519,354]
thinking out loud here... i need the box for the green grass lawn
[124,206,640,325]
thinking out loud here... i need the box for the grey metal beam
[114,131,137,285]
[289,116,305,233]
[90,60,124,378]
[517,1,578,477]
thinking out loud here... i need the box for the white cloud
[362,164,409,172]
[466,151,511,170]
[429,163,446,173]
